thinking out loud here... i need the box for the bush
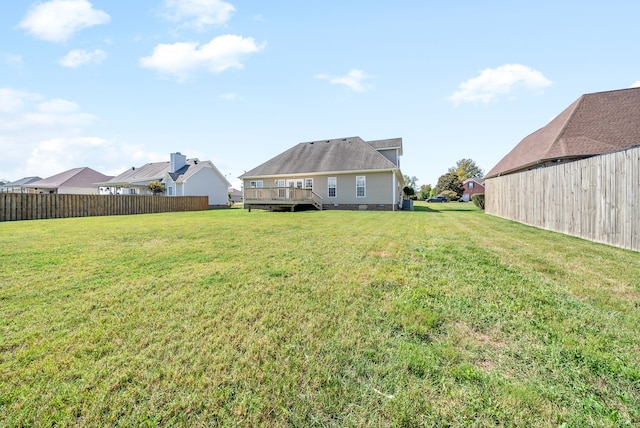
[439,190,458,201]
[403,186,415,199]
[472,193,485,210]
[147,180,165,195]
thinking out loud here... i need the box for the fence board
[0,195,209,222]
[486,146,640,252]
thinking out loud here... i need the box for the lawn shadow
[412,205,441,213]
[412,202,480,213]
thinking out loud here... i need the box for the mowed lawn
[1,203,638,427]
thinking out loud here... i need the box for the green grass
[1,202,639,427]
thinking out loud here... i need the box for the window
[277,179,286,198]
[328,177,337,198]
[305,178,313,189]
[250,180,263,188]
[469,182,474,189]
[356,176,366,198]
[167,186,173,196]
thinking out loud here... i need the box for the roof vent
[132,167,135,170]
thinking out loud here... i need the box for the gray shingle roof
[101,161,176,185]
[240,136,402,178]
[2,176,42,187]
[25,167,112,189]
[486,87,640,178]
[166,160,210,182]
[103,158,230,187]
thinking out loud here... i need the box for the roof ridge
[541,95,584,160]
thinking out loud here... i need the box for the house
[229,188,243,203]
[100,152,230,206]
[239,136,404,211]
[486,87,640,178]
[0,176,42,193]
[460,178,485,201]
[485,87,640,252]
[24,168,112,194]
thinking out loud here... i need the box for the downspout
[392,171,396,211]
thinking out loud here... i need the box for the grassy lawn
[1,202,638,427]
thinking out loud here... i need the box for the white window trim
[356,176,366,198]
[250,180,263,188]
[305,178,313,189]
[328,177,337,198]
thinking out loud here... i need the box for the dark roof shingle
[486,87,640,178]
[25,167,112,189]
[240,136,401,178]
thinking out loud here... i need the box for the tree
[419,184,432,200]
[435,171,464,200]
[403,186,415,199]
[402,175,418,189]
[147,180,165,195]
[448,158,484,182]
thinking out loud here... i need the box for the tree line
[403,158,484,201]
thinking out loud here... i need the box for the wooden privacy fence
[486,146,640,252]
[0,194,209,222]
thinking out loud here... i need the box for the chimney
[170,152,187,173]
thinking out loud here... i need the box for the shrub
[147,180,165,195]
[440,190,458,201]
[403,186,415,199]
[472,193,485,210]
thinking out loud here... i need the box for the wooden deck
[244,187,322,211]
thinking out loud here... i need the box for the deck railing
[244,187,322,209]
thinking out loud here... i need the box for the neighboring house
[486,87,640,178]
[229,188,242,203]
[25,168,112,195]
[100,152,230,206]
[485,87,640,252]
[239,136,404,211]
[0,176,42,193]
[460,178,485,201]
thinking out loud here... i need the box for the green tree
[403,186,415,199]
[448,158,484,182]
[402,175,418,195]
[147,180,165,195]
[419,184,432,200]
[435,171,464,200]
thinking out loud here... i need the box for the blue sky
[1,0,639,189]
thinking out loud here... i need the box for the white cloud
[315,69,373,92]
[0,87,162,181]
[630,81,640,88]
[449,64,552,105]
[2,53,24,69]
[220,93,237,100]
[140,34,265,81]
[24,137,165,178]
[59,49,106,67]
[164,0,235,32]
[18,0,110,43]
